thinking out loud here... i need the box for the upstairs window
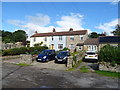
[44,37,47,41]
[70,36,74,40]
[59,36,62,41]
[33,37,36,42]
[80,35,83,40]
[52,36,54,41]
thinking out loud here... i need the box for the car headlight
[63,56,67,59]
[43,56,47,59]
[55,56,57,58]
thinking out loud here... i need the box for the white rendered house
[30,28,88,51]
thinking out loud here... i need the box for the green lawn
[15,63,30,66]
[95,70,120,78]
[80,66,90,73]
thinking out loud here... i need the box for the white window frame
[70,36,74,41]
[69,44,74,49]
[44,37,47,41]
[58,44,63,49]
[80,35,83,40]
[59,36,62,41]
[52,36,54,41]
[33,37,36,42]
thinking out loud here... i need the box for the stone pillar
[20,54,32,64]
[67,56,73,68]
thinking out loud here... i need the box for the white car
[84,51,98,62]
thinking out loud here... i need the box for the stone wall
[67,51,85,68]
[20,54,32,64]
[99,62,120,72]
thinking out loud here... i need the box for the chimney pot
[69,28,73,32]
[53,28,56,32]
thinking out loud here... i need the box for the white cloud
[26,13,50,26]
[8,13,90,40]
[111,0,119,5]
[95,19,118,35]
[56,13,84,31]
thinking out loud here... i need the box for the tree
[89,32,99,38]
[2,30,14,43]
[13,30,28,42]
[111,24,120,36]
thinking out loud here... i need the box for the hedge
[2,46,48,56]
[99,45,120,64]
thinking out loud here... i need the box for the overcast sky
[2,2,118,38]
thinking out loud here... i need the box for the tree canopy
[1,30,28,43]
[89,32,99,38]
[111,24,120,36]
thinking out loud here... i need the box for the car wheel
[54,60,58,63]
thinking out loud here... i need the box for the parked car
[55,51,70,63]
[84,51,98,62]
[36,50,56,62]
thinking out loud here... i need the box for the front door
[51,44,54,49]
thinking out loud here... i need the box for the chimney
[35,31,38,34]
[69,28,73,32]
[53,28,56,32]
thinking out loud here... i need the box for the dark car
[55,51,70,63]
[36,50,56,62]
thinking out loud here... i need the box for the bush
[99,45,120,64]
[2,46,48,56]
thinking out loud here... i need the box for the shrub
[2,46,48,56]
[99,45,120,64]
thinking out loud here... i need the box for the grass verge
[80,66,90,73]
[15,63,30,66]
[95,70,120,78]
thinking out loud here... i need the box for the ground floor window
[58,44,63,49]
[69,44,74,49]
[88,45,97,51]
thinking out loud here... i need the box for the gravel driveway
[2,62,119,89]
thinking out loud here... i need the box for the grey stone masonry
[99,62,120,72]
[20,54,32,64]
[67,56,73,68]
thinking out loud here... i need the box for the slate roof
[99,36,120,44]
[31,30,87,37]
[84,38,99,45]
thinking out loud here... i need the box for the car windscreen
[40,51,50,55]
[58,52,68,55]
[86,52,96,55]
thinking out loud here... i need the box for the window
[52,36,54,41]
[80,35,83,40]
[58,44,63,49]
[69,44,74,49]
[44,37,47,41]
[59,36,62,41]
[44,44,47,46]
[70,36,74,40]
[33,37,36,42]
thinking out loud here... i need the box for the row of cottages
[30,28,88,51]
[84,36,120,51]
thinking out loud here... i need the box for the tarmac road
[2,62,119,89]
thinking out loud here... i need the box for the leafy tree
[13,30,28,42]
[89,32,99,38]
[111,24,120,36]
[2,30,14,43]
